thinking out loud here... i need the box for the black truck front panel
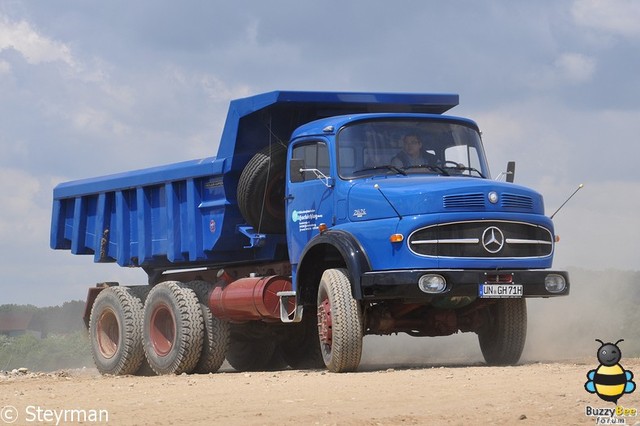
[360,269,570,301]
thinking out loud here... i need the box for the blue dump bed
[51,91,458,270]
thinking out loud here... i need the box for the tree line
[0,301,92,371]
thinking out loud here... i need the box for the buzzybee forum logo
[584,339,636,404]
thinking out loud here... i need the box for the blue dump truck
[51,91,569,375]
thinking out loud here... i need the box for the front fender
[295,230,371,304]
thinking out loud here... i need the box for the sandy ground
[3,285,640,426]
[2,357,640,426]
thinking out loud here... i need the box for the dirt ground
[2,356,639,426]
[3,283,640,426]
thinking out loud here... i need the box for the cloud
[0,59,9,74]
[519,52,597,92]
[0,168,46,247]
[554,52,596,83]
[479,99,640,184]
[572,0,640,38]
[0,15,75,67]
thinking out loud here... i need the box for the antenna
[550,184,584,219]
[374,184,402,220]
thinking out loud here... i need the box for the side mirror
[289,158,304,183]
[506,161,516,183]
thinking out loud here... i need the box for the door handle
[284,194,295,201]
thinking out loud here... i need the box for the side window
[291,142,330,182]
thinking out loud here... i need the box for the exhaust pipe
[208,275,292,321]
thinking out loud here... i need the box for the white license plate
[479,284,523,298]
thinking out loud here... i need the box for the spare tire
[237,144,287,234]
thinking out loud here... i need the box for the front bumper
[360,269,569,301]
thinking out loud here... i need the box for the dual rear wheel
[89,281,229,375]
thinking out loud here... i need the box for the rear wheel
[226,337,278,372]
[127,286,156,376]
[317,268,363,372]
[89,286,145,375]
[143,281,204,375]
[226,322,287,372]
[478,299,527,365]
[279,309,324,369]
[189,281,230,374]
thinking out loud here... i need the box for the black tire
[317,268,363,372]
[142,281,204,375]
[279,309,324,369]
[237,143,287,234]
[264,346,290,371]
[89,286,145,375]
[189,281,230,374]
[478,299,527,365]
[126,286,156,376]
[226,337,278,372]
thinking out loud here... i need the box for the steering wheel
[443,161,463,169]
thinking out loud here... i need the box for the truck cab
[285,112,568,371]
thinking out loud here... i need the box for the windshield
[337,118,490,179]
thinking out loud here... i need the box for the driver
[391,134,435,167]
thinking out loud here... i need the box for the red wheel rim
[317,298,332,347]
[96,308,119,359]
[150,303,176,356]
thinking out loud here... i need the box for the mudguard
[295,229,371,303]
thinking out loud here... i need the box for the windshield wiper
[353,165,407,176]
[402,164,450,176]
[443,164,486,179]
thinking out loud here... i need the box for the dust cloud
[524,268,639,361]
[360,268,640,368]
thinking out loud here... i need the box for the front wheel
[478,299,527,365]
[317,268,363,372]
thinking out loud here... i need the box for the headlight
[544,274,566,293]
[418,274,447,294]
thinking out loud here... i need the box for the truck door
[286,140,334,265]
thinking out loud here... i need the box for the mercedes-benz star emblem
[482,226,505,253]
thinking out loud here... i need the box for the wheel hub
[96,308,119,359]
[149,303,176,356]
[317,299,332,346]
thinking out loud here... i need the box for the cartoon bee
[585,339,636,404]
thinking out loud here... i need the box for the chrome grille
[408,220,553,258]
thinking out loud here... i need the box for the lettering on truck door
[286,140,334,265]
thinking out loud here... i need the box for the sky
[0,0,639,306]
